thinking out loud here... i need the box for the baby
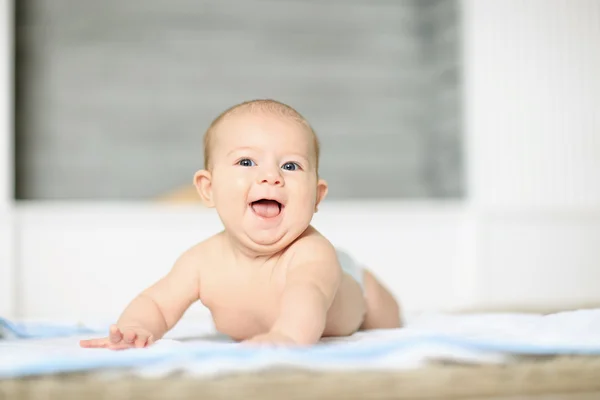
[80,99,401,350]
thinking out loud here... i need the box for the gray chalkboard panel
[15,0,463,200]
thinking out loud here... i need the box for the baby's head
[202,100,321,174]
[194,99,328,254]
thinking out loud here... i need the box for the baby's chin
[233,224,309,257]
[241,229,293,254]
[221,210,314,256]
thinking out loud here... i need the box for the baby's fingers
[107,342,135,351]
[134,334,153,348]
[79,337,110,348]
[109,324,123,343]
[122,329,137,344]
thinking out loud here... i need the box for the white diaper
[335,248,364,291]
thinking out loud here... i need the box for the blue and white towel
[0,317,98,340]
[2,309,600,379]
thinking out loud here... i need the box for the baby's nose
[258,169,283,186]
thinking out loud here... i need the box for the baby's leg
[360,269,402,330]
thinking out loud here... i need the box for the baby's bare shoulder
[173,231,225,274]
[286,227,339,270]
[281,227,342,296]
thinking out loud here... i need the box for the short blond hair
[203,99,320,172]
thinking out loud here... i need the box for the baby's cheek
[215,172,250,194]
[296,190,318,210]
[232,175,252,189]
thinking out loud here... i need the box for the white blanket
[2,309,600,379]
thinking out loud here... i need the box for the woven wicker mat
[2,356,600,400]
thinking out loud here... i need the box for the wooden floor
[472,395,600,400]
[2,356,600,399]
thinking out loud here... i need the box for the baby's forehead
[203,100,320,170]
[215,111,314,143]
[221,109,306,129]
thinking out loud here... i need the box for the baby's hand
[242,330,299,347]
[79,324,155,350]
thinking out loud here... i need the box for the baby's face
[199,112,327,253]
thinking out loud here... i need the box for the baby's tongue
[251,200,280,218]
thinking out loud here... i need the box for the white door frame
[0,0,15,318]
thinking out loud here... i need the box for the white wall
[463,0,600,310]
[465,0,600,210]
[0,218,13,318]
[0,0,14,318]
[2,0,600,322]
[15,202,467,321]
[0,0,10,210]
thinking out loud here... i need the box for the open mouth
[250,199,283,218]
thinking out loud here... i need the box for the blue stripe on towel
[0,317,101,339]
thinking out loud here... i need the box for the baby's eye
[238,159,256,167]
[282,162,300,171]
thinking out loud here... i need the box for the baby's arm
[117,249,200,338]
[258,237,342,345]
[80,248,201,349]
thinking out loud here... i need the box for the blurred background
[1,0,599,322]
[14,0,462,201]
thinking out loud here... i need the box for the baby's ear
[193,169,214,207]
[315,178,328,212]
